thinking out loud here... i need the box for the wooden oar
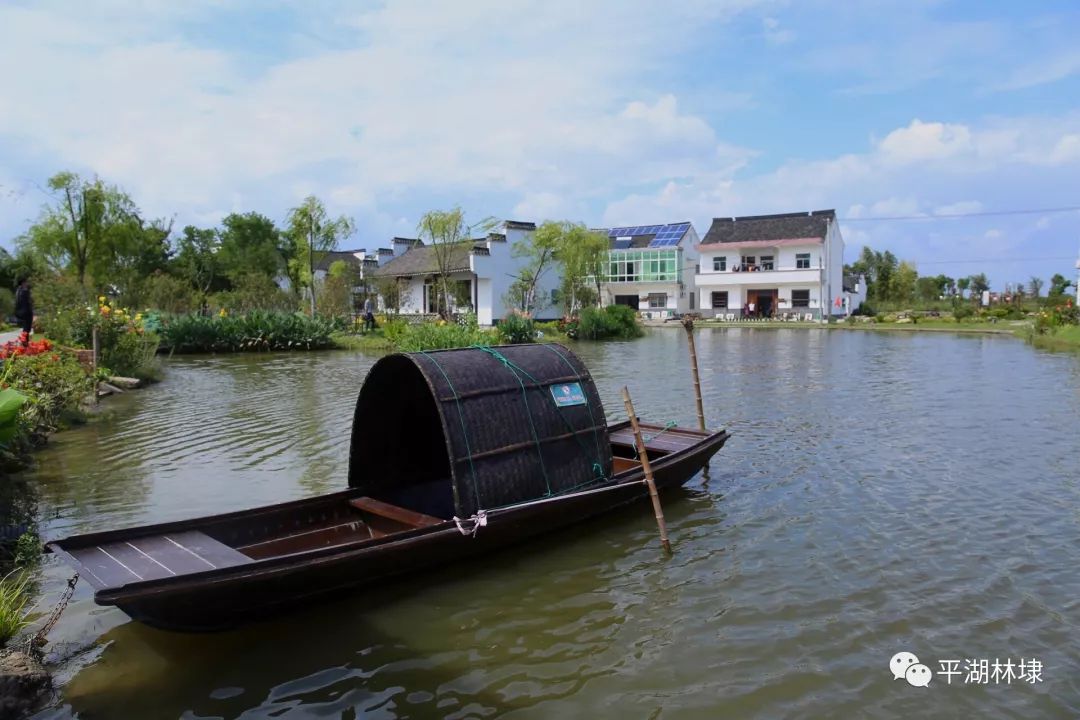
[621,386,672,555]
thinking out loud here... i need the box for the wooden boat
[47,344,729,631]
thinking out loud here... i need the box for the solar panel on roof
[613,238,632,249]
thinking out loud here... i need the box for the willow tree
[417,208,496,318]
[21,172,136,288]
[285,196,356,316]
[509,221,561,314]
[555,223,608,313]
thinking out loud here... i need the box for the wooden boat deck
[69,530,253,587]
[609,424,706,455]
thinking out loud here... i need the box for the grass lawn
[331,331,395,353]
[1028,325,1080,353]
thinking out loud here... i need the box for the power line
[841,205,1080,222]
[910,256,1075,265]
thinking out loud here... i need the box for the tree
[889,261,918,305]
[508,221,563,314]
[316,259,356,320]
[550,222,608,314]
[1029,276,1043,298]
[957,276,970,299]
[969,273,990,299]
[849,246,899,302]
[416,208,477,319]
[285,196,355,316]
[218,212,286,284]
[19,171,144,289]
[1048,273,1072,297]
[916,273,951,304]
[173,225,222,295]
[374,276,410,317]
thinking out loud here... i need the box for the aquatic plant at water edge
[159,311,338,352]
[576,305,644,340]
[0,570,33,646]
[497,310,537,344]
[382,317,498,352]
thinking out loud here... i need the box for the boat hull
[52,427,729,631]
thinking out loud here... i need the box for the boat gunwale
[50,423,729,604]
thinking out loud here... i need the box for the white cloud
[0,0,764,241]
[878,120,973,165]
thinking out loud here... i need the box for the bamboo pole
[681,317,706,432]
[621,386,672,554]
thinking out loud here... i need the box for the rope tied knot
[453,510,488,538]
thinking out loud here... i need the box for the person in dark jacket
[13,276,33,345]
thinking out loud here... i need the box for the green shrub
[209,273,297,315]
[159,311,337,353]
[389,316,498,352]
[497,311,536,344]
[2,351,92,450]
[126,272,201,315]
[576,305,643,340]
[41,300,160,377]
[952,304,974,321]
[0,288,13,323]
[851,301,875,317]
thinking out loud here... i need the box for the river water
[21,328,1080,719]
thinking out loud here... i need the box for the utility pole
[309,217,317,317]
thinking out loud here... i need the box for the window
[796,253,811,269]
[741,255,755,266]
[792,290,810,307]
[760,255,774,270]
[711,291,728,309]
[712,256,726,272]
[601,249,681,283]
[648,293,667,309]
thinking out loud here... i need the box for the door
[748,289,778,317]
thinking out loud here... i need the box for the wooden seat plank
[350,497,443,528]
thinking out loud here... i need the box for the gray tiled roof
[702,210,835,245]
[372,242,480,278]
[315,250,362,272]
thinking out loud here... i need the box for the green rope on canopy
[417,351,481,507]
[541,344,606,469]
[472,345,609,482]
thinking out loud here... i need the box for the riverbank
[646,317,1080,352]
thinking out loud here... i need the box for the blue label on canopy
[550,382,586,407]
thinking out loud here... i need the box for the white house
[843,272,868,314]
[371,220,561,325]
[594,221,700,319]
[694,210,844,320]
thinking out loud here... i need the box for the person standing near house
[13,276,33,346]
[363,296,376,332]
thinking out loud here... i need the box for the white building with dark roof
[372,220,560,324]
[594,221,701,319]
[694,210,844,320]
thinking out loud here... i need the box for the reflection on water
[24,331,1080,718]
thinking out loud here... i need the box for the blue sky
[1,0,1079,288]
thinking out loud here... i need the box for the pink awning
[695,237,823,251]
